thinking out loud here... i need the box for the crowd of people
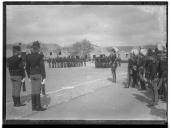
[46,57,86,68]
[127,45,167,106]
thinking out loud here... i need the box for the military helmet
[13,45,21,52]
[32,40,40,49]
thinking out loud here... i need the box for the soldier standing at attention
[127,53,134,88]
[144,48,159,106]
[7,45,26,107]
[26,41,46,111]
[110,49,118,83]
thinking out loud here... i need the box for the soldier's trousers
[30,74,41,94]
[150,79,159,104]
[48,63,51,68]
[132,71,138,88]
[10,76,22,96]
[111,68,116,82]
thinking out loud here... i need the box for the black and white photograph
[3,1,168,125]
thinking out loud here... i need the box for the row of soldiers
[127,47,167,106]
[7,41,47,111]
[46,57,86,68]
[95,55,121,68]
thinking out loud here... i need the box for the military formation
[6,40,168,112]
[46,57,86,68]
[95,54,121,68]
[127,45,167,106]
[7,41,47,111]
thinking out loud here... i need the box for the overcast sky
[6,5,166,47]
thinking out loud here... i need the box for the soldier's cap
[13,45,21,52]
[32,41,40,49]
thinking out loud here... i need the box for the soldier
[144,48,159,106]
[137,51,146,90]
[109,49,118,83]
[131,52,139,88]
[127,53,134,88]
[117,54,121,67]
[47,58,51,68]
[157,49,168,101]
[7,45,26,107]
[26,41,46,111]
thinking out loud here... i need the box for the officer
[137,50,146,90]
[7,45,26,107]
[127,53,134,88]
[157,48,168,101]
[26,41,46,111]
[109,49,117,83]
[131,51,139,88]
[47,58,51,68]
[144,48,159,106]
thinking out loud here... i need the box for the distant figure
[109,49,118,83]
[117,54,121,67]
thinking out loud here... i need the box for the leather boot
[15,96,26,107]
[35,94,46,111]
[12,96,17,107]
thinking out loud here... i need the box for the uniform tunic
[7,55,25,96]
[26,52,46,94]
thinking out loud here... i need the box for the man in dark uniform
[109,49,118,83]
[127,53,134,88]
[26,41,46,111]
[144,48,159,106]
[157,51,168,101]
[7,45,26,107]
[137,53,146,90]
[47,58,51,68]
[132,54,139,88]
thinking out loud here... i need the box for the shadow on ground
[133,93,151,104]
[20,94,51,107]
[133,93,166,119]
[107,77,113,82]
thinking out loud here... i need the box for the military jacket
[26,52,46,79]
[7,55,25,78]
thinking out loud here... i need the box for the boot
[31,94,36,111]
[12,96,17,107]
[15,96,26,107]
[35,94,46,111]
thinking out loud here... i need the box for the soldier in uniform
[26,41,46,111]
[47,58,51,68]
[144,48,159,106]
[157,49,168,101]
[137,51,146,90]
[127,53,134,88]
[109,49,118,83]
[117,54,121,67]
[7,45,26,107]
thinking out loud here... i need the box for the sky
[6,5,166,47]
